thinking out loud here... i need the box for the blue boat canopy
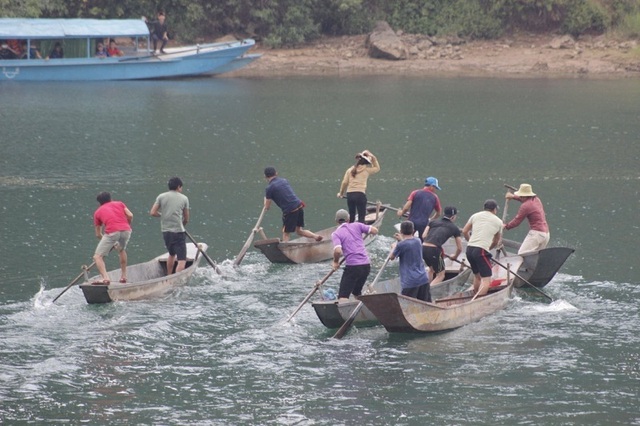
[0,19,150,39]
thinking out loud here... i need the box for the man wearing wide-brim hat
[504,183,550,254]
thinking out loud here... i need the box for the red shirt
[94,201,132,234]
[505,196,549,233]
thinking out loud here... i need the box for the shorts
[338,264,371,299]
[401,282,431,302]
[163,231,187,260]
[422,245,445,274]
[95,230,131,256]
[466,246,493,278]
[282,206,304,233]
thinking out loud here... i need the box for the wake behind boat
[79,242,206,304]
[0,18,257,81]
[358,255,523,333]
[254,205,387,264]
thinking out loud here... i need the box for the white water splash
[529,299,578,313]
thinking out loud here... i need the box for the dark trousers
[401,283,431,302]
[338,264,371,298]
[347,191,367,223]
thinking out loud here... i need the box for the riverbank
[230,33,640,78]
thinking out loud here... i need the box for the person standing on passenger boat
[146,11,169,54]
[462,199,503,298]
[390,221,431,302]
[331,209,379,302]
[263,167,322,243]
[337,150,380,223]
[397,176,442,241]
[150,177,190,275]
[93,192,133,284]
[422,206,463,286]
[503,183,550,254]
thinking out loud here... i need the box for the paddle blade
[332,302,363,339]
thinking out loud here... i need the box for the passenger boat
[358,255,523,333]
[312,268,472,329]
[0,18,257,81]
[79,242,206,304]
[253,205,387,264]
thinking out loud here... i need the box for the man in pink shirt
[504,183,550,254]
[93,192,134,284]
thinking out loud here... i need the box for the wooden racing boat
[79,242,206,304]
[358,255,523,333]
[440,237,573,288]
[312,268,472,329]
[253,205,387,264]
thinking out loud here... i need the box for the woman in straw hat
[336,150,380,223]
[504,183,550,254]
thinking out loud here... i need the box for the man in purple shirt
[504,183,550,254]
[331,209,379,302]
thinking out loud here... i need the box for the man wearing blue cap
[397,176,442,242]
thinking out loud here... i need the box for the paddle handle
[185,231,222,275]
[286,258,345,322]
[492,258,553,302]
[233,205,267,267]
[52,262,95,303]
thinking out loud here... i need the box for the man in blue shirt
[264,167,322,242]
[390,221,431,302]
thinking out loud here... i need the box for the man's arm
[95,225,103,239]
[149,203,160,217]
[124,207,134,224]
[182,208,189,226]
[490,231,502,250]
[397,200,411,217]
[462,222,472,241]
[264,197,272,211]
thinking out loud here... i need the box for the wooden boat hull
[254,207,387,264]
[442,237,574,288]
[358,255,522,333]
[79,243,205,304]
[312,268,472,329]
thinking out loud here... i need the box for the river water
[0,77,638,424]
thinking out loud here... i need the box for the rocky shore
[230,32,640,78]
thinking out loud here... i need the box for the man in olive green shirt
[150,177,190,275]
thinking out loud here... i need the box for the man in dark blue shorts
[263,167,322,242]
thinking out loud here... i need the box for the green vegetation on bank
[1,0,639,47]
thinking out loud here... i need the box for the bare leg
[93,254,109,282]
[472,273,482,293]
[430,270,446,286]
[175,260,187,273]
[282,231,291,242]
[166,255,176,275]
[119,250,128,281]
[476,276,491,297]
[296,227,323,242]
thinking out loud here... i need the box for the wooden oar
[185,231,222,275]
[286,258,345,322]
[332,254,392,339]
[498,183,518,257]
[491,258,554,302]
[448,257,471,270]
[52,262,95,303]
[233,206,267,267]
[366,201,403,214]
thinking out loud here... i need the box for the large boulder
[366,21,408,60]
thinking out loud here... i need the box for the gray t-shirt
[154,190,189,232]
